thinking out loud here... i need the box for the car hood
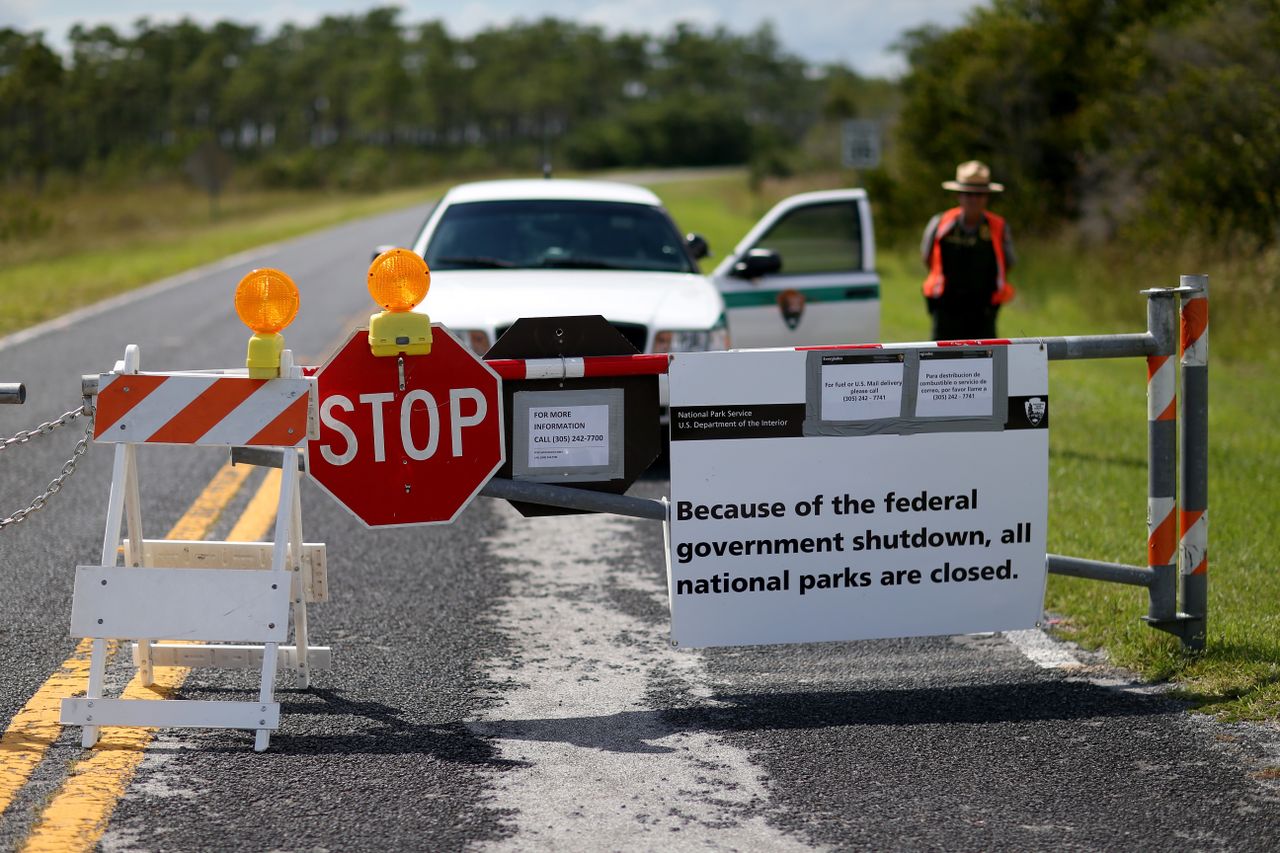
[416,269,724,333]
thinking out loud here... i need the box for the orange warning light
[235,268,299,334]
[367,249,432,356]
[235,268,299,378]
[368,249,430,312]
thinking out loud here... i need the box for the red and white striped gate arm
[798,338,1011,351]
[484,339,1016,381]
[485,353,671,380]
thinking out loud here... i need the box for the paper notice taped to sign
[528,404,610,468]
[915,354,994,418]
[513,388,625,483]
[820,359,904,421]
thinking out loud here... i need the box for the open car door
[712,189,879,349]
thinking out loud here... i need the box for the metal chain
[0,405,94,530]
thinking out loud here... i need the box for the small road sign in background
[842,119,882,170]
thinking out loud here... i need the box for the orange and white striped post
[1179,274,1209,650]
[1145,289,1179,623]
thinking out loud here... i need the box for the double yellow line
[0,460,287,851]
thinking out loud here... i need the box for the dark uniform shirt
[921,212,1017,339]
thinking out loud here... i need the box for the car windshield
[424,199,697,273]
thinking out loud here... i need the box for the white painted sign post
[666,344,1049,648]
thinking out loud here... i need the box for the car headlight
[652,317,730,353]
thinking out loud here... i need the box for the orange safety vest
[922,208,1016,305]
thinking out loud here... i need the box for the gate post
[1179,274,1209,650]
[1144,289,1179,623]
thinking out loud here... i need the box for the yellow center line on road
[227,466,284,542]
[0,459,280,852]
[19,659,192,850]
[0,640,116,815]
[0,460,253,820]
[6,330,330,848]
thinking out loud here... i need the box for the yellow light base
[246,332,285,379]
[369,310,432,357]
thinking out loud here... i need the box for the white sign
[820,360,904,421]
[666,344,1048,648]
[528,404,610,468]
[841,119,882,169]
[512,388,625,483]
[916,355,994,418]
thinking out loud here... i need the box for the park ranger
[921,160,1017,339]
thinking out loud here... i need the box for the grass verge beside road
[1009,243,1280,722]
[0,182,448,337]
[6,170,1277,721]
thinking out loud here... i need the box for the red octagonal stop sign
[307,327,504,527]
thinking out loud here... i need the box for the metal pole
[1047,554,1156,587]
[0,383,24,404]
[1144,290,1179,622]
[1179,275,1209,650]
[480,477,668,521]
[1031,332,1159,361]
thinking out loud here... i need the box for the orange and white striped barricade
[60,344,324,752]
[1178,275,1209,648]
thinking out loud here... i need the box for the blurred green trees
[0,10,857,192]
[887,0,1280,245]
[5,1,1275,250]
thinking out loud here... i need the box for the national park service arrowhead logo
[777,288,806,330]
[1024,397,1046,426]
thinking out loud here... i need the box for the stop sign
[307,327,504,527]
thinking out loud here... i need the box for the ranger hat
[942,160,1004,193]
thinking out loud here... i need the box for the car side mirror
[371,244,398,262]
[685,233,710,260]
[731,248,782,279]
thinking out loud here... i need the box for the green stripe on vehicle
[721,282,880,309]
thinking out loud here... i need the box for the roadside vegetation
[3,1,1276,719]
[662,172,1280,724]
[0,181,449,336]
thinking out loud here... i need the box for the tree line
[0,9,856,192]
[3,0,1275,248]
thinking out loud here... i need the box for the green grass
[0,182,452,337]
[7,169,1279,720]
[666,176,1280,721]
[944,238,1279,721]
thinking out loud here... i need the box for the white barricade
[60,345,324,752]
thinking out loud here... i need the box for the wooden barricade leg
[81,639,108,749]
[82,439,133,748]
[122,445,154,687]
[288,461,311,689]
[255,645,280,753]
[255,448,296,751]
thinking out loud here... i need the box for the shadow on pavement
[469,679,1179,754]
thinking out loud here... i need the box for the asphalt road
[1,201,1278,852]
